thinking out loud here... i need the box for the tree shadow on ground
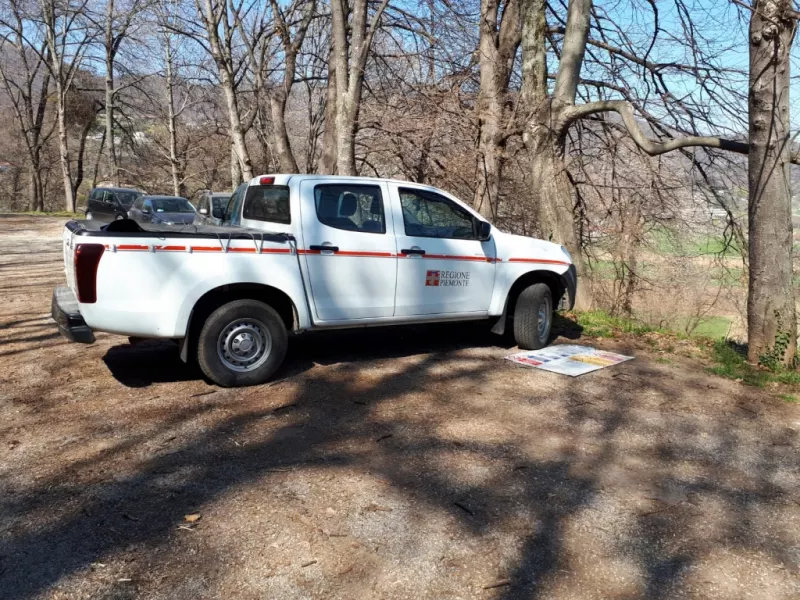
[0,346,796,599]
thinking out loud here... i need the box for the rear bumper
[51,285,95,344]
[559,264,577,310]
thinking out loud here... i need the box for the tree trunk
[524,118,590,309]
[320,53,338,174]
[231,142,242,188]
[746,0,796,365]
[269,93,299,172]
[28,167,44,212]
[55,100,76,212]
[165,40,182,196]
[471,0,519,220]
[222,79,254,181]
[104,0,118,185]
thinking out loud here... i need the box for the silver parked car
[128,195,197,225]
[194,190,231,226]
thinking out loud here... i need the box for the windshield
[151,198,195,213]
[116,192,141,207]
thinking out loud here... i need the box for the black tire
[513,283,553,350]
[197,299,288,387]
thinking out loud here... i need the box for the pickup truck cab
[53,175,576,387]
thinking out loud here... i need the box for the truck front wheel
[197,299,288,387]
[513,283,553,350]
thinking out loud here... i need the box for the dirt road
[0,214,798,599]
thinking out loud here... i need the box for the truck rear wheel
[197,299,287,387]
[513,283,552,350]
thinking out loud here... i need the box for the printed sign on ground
[505,345,633,376]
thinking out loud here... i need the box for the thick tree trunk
[269,93,299,172]
[222,79,254,181]
[746,0,796,365]
[524,119,590,309]
[320,55,338,175]
[472,0,519,220]
[28,167,44,212]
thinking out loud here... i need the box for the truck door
[299,180,397,321]
[390,185,496,316]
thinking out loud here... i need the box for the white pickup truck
[52,175,576,387]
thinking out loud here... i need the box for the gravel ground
[0,213,798,600]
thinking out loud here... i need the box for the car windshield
[116,192,141,206]
[151,198,195,213]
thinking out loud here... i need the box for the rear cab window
[243,185,291,224]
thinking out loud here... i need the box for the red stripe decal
[155,245,186,252]
[191,246,223,252]
[228,247,256,253]
[299,249,395,257]
[117,244,149,251]
[507,258,570,266]
[260,248,292,254]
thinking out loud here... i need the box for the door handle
[401,248,425,256]
[309,244,339,253]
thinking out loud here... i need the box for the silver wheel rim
[86,212,93,220]
[115,214,124,220]
[538,296,552,341]
[217,318,272,372]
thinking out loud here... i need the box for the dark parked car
[127,195,197,225]
[194,190,231,226]
[85,187,143,222]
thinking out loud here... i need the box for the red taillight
[259,176,275,185]
[74,243,104,303]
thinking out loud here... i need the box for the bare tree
[39,0,95,211]
[0,0,54,211]
[195,0,255,181]
[98,0,145,186]
[330,0,390,175]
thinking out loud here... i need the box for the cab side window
[313,184,385,234]
[133,197,143,210]
[399,188,477,240]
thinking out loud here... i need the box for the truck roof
[249,174,440,188]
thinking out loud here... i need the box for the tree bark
[320,51,338,174]
[197,0,254,181]
[231,142,242,188]
[104,0,118,185]
[746,0,796,365]
[164,37,182,196]
[331,0,389,175]
[472,0,520,220]
[269,93,298,172]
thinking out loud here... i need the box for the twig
[375,434,393,442]
[482,579,510,589]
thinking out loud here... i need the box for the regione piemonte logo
[425,270,440,286]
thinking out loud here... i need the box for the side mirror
[199,207,208,215]
[477,220,492,241]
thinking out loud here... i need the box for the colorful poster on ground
[505,345,633,376]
